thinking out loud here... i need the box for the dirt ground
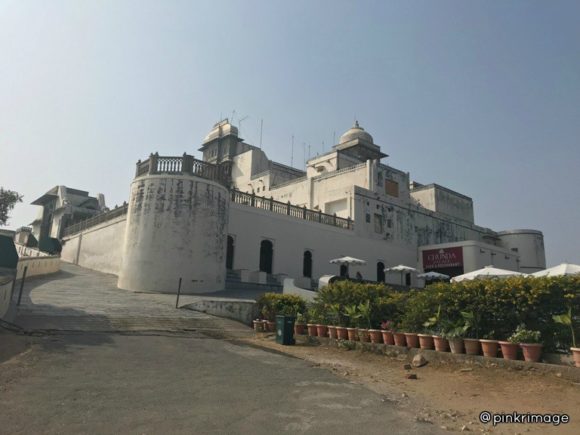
[247,335,580,435]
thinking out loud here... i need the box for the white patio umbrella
[384,264,418,286]
[329,256,367,265]
[531,263,580,277]
[451,265,525,283]
[417,271,450,281]
[329,256,366,278]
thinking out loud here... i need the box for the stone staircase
[225,269,282,293]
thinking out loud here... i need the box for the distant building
[29,186,106,252]
[33,119,544,294]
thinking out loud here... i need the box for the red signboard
[423,247,463,269]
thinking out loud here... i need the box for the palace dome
[339,121,374,144]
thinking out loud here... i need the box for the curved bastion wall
[117,174,229,294]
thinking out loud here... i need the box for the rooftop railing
[62,204,129,237]
[135,153,232,187]
[231,189,353,231]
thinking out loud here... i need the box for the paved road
[0,332,436,434]
[12,263,250,336]
[1,264,438,434]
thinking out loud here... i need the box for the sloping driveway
[12,262,251,337]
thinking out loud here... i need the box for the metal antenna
[308,143,311,161]
[259,119,263,149]
[303,142,306,167]
[238,115,249,136]
[332,131,336,145]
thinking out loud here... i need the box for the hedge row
[258,276,580,351]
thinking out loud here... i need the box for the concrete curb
[183,299,258,325]
[291,335,580,383]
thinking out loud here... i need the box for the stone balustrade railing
[135,153,232,187]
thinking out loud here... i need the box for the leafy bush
[400,276,580,350]
[508,325,541,344]
[312,281,407,329]
[256,293,307,321]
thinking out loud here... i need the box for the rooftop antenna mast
[238,115,249,136]
[259,119,263,149]
[332,131,336,145]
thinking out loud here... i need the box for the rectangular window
[387,218,393,228]
[365,213,371,223]
[374,214,383,233]
[385,180,399,197]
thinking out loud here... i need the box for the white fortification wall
[228,203,418,285]
[61,215,127,276]
[117,174,229,294]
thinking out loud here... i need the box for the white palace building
[29,120,545,294]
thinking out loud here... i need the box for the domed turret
[203,119,238,144]
[339,121,374,145]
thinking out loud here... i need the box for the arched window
[226,236,235,270]
[259,240,273,274]
[377,262,385,282]
[303,250,313,278]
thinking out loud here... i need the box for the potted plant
[424,306,447,352]
[404,331,419,349]
[510,325,542,363]
[553,307,580,368]
[326,304,341,339]
[306,306,318,336]
[294,312,306,335]
[381,320,395,345]
[479,331,499,358]
[343,305,360,341]
[417,330,434,350]
[462,311,481,355]
[443,320,468,354]
[392,323,407,347]
[253,318,264,332]
[499,324,520,361]
[357,300,372,343]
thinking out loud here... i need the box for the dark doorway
[259,240,273,274]
[226,236,235,270]
[405,272,411,286]
[339,264,348,277]
[303,250,313,278]
[377,262,385,282]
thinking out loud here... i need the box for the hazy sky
[1,0,579,266]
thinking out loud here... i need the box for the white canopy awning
[531,263,580,277]
[329,256,367,266]
[451,265,525,283]
[384,264,418,273]
[417,271,450,280]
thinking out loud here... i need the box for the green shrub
[256,293,307,321]
[508,325,541,344]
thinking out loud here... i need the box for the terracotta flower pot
[328,325,338,339]
[448,338,465,354]
[294,323,306,335]
[480,339,499,358]
[499,341,519,360]
[393,332,406,347]
[464,338,481,355]
[266,320,276,332]
[432,335,449,352]
[316,324,328,338]
[358,328,370,342]
[520,343,543,363]
[347,327,358,341]
[336,326,349,340]
[307,323,318,336]
[369,329,382,344]
[404,333,419,348]
[381,330,395,345]
[572,347,580,368]
[418,334,434,350]
[253,320,264,332]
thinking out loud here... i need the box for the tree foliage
[0,188,23,226]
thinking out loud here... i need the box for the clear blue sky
[1,0,579,266]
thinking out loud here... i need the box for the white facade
[55,119,545,293]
